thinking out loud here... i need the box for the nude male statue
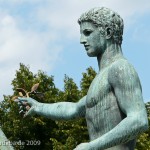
[17,7,148,150]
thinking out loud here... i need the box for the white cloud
[0,13,62,100]
[36,0,150,38]
[0,15,61,70]
[0,0,150,100]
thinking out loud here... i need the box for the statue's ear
[105,27,113,39]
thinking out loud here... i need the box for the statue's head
[78,7,124,46]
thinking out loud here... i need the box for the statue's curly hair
[78,7,124,45]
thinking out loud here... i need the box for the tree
[135,102,150,150]
[80,67,97,97]
[0,64,60,149]
[0,64,149,149]
[0,64,97,150]
[51,74,88,150]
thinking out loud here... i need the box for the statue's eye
[84,30,92,36]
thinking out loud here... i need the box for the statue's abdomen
[86,90,126,141]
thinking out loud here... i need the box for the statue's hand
[15,97,39,117]
[74,142,92,150]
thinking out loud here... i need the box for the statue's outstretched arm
[17,96,86,120]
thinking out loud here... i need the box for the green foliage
[0,64,96,149]
[80,67,97,96]
[50,75,90,150]
[135,102,150,150]
[0,64,59,149]
[0,63,149,150]
[49,69,97,150]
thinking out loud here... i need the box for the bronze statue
[16,7,148,150]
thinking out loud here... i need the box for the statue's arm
[89,60,149,150]
[18,96,86,120]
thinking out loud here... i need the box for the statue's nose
[80,34,87,44]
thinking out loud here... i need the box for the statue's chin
[87,51,98,57]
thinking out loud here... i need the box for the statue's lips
[84,45,90,50]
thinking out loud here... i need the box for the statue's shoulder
[108,57,139,83]
[110,57,136,73]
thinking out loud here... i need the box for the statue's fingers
[17,97,28,104]
[26,105,31,111]
[14,99,19,102]
[22,102,28,105]
[17,102,22,106]
[14,100,22,107]
[17,101,28,108]
[19,105,23,110]
[18,97,33,106]
[19,109,25,114]
[23,107,34,118]
[14,99,23,105]
[19,106,26,112]
[14,97,32,106]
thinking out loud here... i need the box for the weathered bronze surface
[17,7,148,150]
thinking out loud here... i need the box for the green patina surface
[14,7,149,150]
[0,128,13,150]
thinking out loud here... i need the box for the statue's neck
[97,43,123,71]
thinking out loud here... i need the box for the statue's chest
[86,70,110,108]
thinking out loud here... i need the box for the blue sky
[0,0,150,102]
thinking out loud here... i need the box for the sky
[0,0,150,102]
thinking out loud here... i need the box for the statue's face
[80,21,106,57]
